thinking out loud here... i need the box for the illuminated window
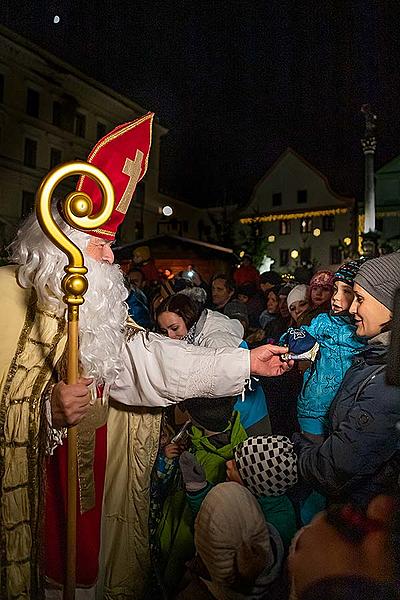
[279,220,291,235]
[300,217,312,233]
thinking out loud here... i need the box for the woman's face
[266,290,280,314]
[350,283,392,338]
[157,311,188,339]
[289,299,310,322]
[310,285,332,307]
[279,295,290,318]
[212,278,233,307]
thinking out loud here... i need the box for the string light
[240,207,348,225]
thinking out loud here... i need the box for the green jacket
[157,412,247,592]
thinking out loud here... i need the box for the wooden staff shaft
[64,307,79,600]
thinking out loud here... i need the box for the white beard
[10,211,128,387]
[78,254,128,387]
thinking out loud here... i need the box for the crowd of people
[0,114,399,600]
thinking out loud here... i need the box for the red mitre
[76,112,154,240]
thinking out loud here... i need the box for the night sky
[1,1,400,207]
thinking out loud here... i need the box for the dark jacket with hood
[293,332,400,507]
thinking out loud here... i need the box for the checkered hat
[234,435,298,497]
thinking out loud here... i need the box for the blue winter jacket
[283,313,366,435]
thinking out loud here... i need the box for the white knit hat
[194,482,272,586]
[287,284,309,309]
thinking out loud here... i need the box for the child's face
[226,459,244,485]
[310,285,332,307]
[289,299,310,322]
[331,281,354,314]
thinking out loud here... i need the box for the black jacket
[293,337,400,506]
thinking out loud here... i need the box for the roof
[114,234,234,259]
[241,147,354,216]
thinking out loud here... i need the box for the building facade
[238,148,356,272]
[0,25,213,252]
[374,155,400,250]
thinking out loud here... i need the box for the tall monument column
[361,104,377,233]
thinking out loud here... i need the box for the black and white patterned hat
[234,435,298,497]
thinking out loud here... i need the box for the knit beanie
[195,482,272,586]
[354,252,400,311]
[334,257,368,287]
[309,270,334,290]
[287,284,309,308]
[235,435,298,497]
[224,299,249,322]
[183,396,235,432]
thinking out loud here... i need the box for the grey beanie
[354,252,400,310]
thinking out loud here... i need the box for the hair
[8,205,128,387]
[211,272,235,293]
[156,293,201,331]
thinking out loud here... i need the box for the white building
[238,148,356,272]
[0,25,211,250]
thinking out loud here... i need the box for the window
[75,112,86,138]
[134,182,145,206]
[96,121,106,139]
[50,148,62,169]
[323,215,335,231]
[297,189,308,204]
[330,245,342,265]
[300,217,312,233]
[280,249,289,267]
[52,101,62,127]
[0,74,4,103]
[375,218,384,232]
[279,220,291,235]
[26,88,40,118]
[272,192,282,207]
[21,190,35,218]
[24,138,37,168]
[300,247,311,263]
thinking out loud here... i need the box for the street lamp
[291,249,299,259]
[313,228,321,237]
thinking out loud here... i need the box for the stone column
[361,104,377,233]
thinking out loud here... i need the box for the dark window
[279,220,291,235]
[52,101,62,127]
[280,249,289,266]
[300,247,312,263]
[96,121,106,139]
[21,190,35,218]
[50,148,62,169]
[272,192,282,207]
[134,181,145,205]
[297,189,308,204]
[24,138,37,168]
[323,215,335,231]
[330,245,342,265]
[300,217,313,233]
[0,74,4,103]
[75,112,86,138]
[26,88,40,118]
[375,217,384,232]
[135,221,144,239]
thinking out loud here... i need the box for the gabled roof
[376,154,400,175]
[241,147,354,215]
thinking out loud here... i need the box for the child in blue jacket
[282,258,368,440]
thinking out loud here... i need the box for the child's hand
[163,442,183,459]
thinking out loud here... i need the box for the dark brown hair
[211,272,236,293]
[156,293,201,331]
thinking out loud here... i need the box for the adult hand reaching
[250,344,293,377]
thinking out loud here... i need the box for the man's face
[86,236,114,264]
[212,278,233,307]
